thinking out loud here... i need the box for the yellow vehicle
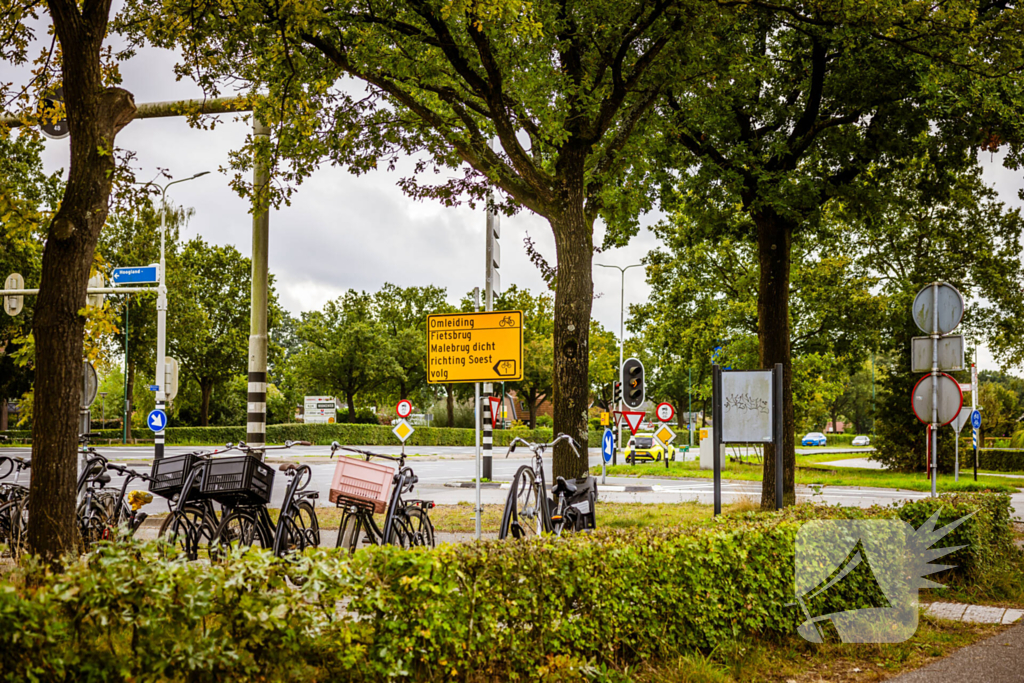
[624,433,675,464]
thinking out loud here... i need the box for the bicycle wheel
[273,501,320,556]
[402,506,435,548]
[336,510,365,553]
[498,465,543,540]
[214,509,270,558]
[386,513,413,548]
[159,505,216,560]
[0,497,28,556]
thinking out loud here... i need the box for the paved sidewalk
[889,622,1024,682]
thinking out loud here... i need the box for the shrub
[0,494,1014,681]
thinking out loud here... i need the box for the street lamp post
[596,263,643,465]
[136,172,209,461]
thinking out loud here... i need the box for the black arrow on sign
[493,359,517,377]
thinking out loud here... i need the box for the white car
[852,435,870,447]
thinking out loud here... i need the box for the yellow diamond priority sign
[654,424,676,449]
[392,419,415,443]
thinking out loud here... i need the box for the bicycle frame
[502,434,583,537]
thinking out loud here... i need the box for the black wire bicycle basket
[200,455,275,506]
[149,453,200,500]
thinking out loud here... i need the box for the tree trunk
[346,392,356,419]
[200,382,213,426]
[755,209,795,510]
[549,176,594,480]
[445,383,454,427]
[26,1,136,559]
[0,398,7,431]
[527,392,538,429]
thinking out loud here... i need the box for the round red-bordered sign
[911,373,962,426]
[655,402,675,422]
[395,399,413,418]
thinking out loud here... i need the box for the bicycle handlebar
[504,433,581,458]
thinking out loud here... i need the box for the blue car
[801,432,827,447]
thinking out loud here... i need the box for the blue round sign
[602,428,615,464]
[147,409,167,432]
[971,410,981,430]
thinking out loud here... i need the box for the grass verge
[614,616,1009,683]
[593,459,1020,493]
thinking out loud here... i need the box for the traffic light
[622,358,645,409]
[613,380,622,405]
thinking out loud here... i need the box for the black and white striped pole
[482,389,493,481]
[246,118,271,454]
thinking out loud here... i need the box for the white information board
[304,395,337,424]
[721,370,773,443]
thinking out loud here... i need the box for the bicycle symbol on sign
[499,315,516,328]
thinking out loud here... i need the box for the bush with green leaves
[0,494,1016,682]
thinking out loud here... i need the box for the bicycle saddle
[552,476,577,495]
[278,462,298,472]
[93,472,112,486]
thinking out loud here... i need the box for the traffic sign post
[111,265,160,286]
[622,411,645,436]
[426,310,523,384]
[601,427,614,484]
[147,409,167,432]
[653,423,676,470]
[392,419,415,457]
[911,282,965,497]
[951,406,972,482]
[395,399,413,419]
[655,402,675,423]
[972,409,981,481]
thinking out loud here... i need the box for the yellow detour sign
[427,310,523,383]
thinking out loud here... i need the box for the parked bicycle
[498,434,597,539]
[211,441,318,557]
[155,445,232,560]
[77,450,155,548]
[0,455,31,553]
[331,443,435,552]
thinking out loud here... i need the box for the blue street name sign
[602,427,615,464]
[111,266,159,286]
[147,409,167,432]
[971,410,982,430]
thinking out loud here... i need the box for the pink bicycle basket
[329,456,395,514]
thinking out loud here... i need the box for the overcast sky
[3,36,1022,375]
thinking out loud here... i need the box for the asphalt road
[4,444,1019,519]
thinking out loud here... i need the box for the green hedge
[0,494,1015,681]
[974,448,1024,473]
[1,424,606,448]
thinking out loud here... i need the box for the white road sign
[304,396,337,424]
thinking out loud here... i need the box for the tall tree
[168,238,258,425]
[659,1,1023,506]
[294,291,399,417]
[4,0,138,558]
[0,133,57,430]
[373,283,448,400]
[124,0,718,478]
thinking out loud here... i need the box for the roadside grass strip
[594,459,1020,494]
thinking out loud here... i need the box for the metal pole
[930,283,938,498]
[474,287,482,540]
[688,366,692,449]
[154,188,168,461]
[123,296,129,444]
[713,364,723,514]
[871,352,876,434]
[617,269,624,467]
[774,363,784,510]
[972,359,978,481]
[247,119,271,456]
